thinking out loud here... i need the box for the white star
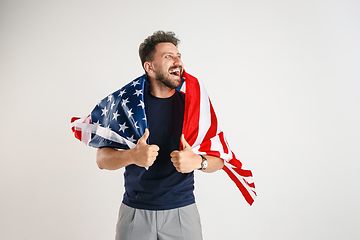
[93,120,101,126]
[127,108,134,118]
[119,122,128,133]
[134,89,143,97]
[110,102,115,109]
[118,89,126,97]
[134,121,139,129]
[127,135,136,143]
[101,106,108,116]
[131,80,140,87]
[112,110,120,120]
[107,95,113,102]
[121,98,130,107]
[138,100,145,109]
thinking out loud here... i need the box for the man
[71,31,255,240]
[97,31,223,239]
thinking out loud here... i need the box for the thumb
[180,134,191,149]
[139,128,150,144]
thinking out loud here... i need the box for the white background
[1,0,359,239]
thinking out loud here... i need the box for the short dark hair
[139,30,180,68]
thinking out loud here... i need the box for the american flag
[71,71,256,205]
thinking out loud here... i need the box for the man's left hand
[170,134,202,173]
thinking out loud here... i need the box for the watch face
[203,160,208,169]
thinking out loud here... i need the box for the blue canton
[89,75,149,149]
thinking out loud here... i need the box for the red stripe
[228,158,253,177]
[182,72,201,147]
[74,129,83,141]
[204,150,221,158]
[70,117,82,141]
[222,164,255,206]
[71,117,80,123]
[70,116,91,143]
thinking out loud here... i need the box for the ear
[144,62,153,74]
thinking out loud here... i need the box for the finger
[139,128,150,144]
[171,157,179,166]
[180,134,191,149]
[149,152,159,161]
[170,150,179,158]
[151,144,160,152]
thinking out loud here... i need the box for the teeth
[170,69,180,74]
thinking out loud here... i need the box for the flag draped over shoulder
[71,71,256,205]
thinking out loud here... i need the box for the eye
[165,55,172,59]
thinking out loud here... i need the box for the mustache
[169,66,183,72]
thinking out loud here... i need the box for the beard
[154,66,183,89]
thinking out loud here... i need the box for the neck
[148,77,175,98]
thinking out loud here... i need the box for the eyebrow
[162,52,181,57]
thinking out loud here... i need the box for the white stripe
[73,122,136,149]
[191,145,205,155]
[71,116,92,144]
[192,133,232,161]
[81,129,91,145]
[193,80,212,148]
[210,135,232,161]
[179,81,186,93]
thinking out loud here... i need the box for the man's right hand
[130,128,159,168]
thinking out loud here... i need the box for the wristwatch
[199,155,208,170]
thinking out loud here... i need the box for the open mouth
[169,68,181,77]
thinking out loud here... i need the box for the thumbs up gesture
[170,134,202,173]
[131,128,159,168]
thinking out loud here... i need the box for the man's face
[150,42,184,89]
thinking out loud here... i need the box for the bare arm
[96,129,159,170]
[96,147,132,170]
[201,155,224,173]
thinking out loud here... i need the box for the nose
[173,56,183,66]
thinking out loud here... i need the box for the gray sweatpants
[115,203,203,240]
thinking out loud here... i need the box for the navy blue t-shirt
[122,90,195,210]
